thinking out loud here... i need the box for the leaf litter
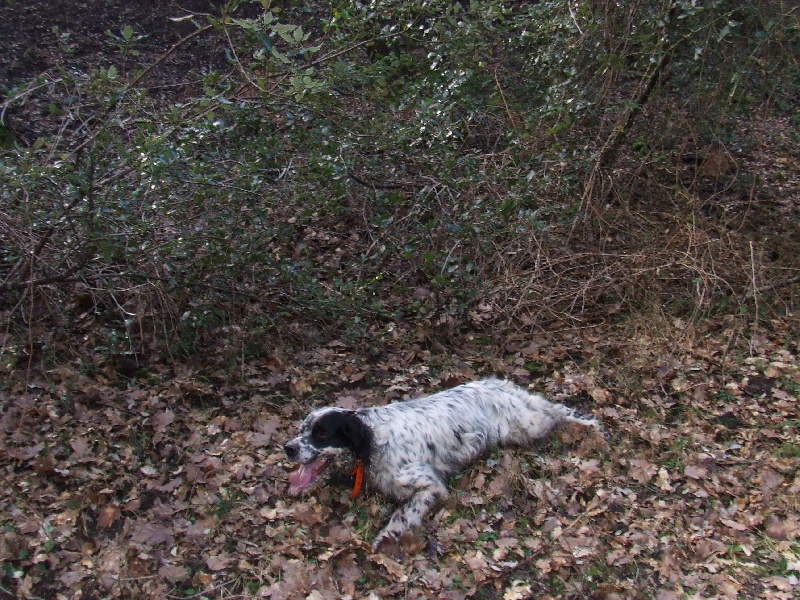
[0,318,798,599]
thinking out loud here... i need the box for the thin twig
[309,30,405,67]
[568,0,584,35]
[70,23,214,156]
[749,240,759,353]
[221,21,273,96]
[440,241,461,277]
[0,78,63,125]
[494,68,518,130]
[747,274,800,297]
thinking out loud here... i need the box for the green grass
[774,441,800,459]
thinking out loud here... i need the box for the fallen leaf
[206,555,232,571]
[720,518,748,532]
[158,477,184,493]
[765,515,789,540]
[535,557,552,574]
[70,436,90,458]
[131,521,174,547]
[465,550,488,582]
[684,465,708,479]
[657,544,682,583]
[503,580,532,599]
[628,458,657,485]
[152,409,175,431]
[60,569,89,587]
[250,432,273,447]
[290,378,312,395]
[590,387,613,404]
[488,472,508,497]
[97,504,121,529]
[760,468,783,504]
[371,553,408,582]
[766,576,793,591]
[158,564,188,583]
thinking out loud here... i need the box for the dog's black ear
[340,413,373,466]
[311,411,374,465]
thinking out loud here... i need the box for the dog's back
[357,379,597,491]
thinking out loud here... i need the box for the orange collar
[350,459,365,499]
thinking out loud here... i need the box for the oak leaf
[97,504,121,529]
[131,521,174,547]
[206,555,232,571]
[158,564,188,583]
[152,409,175,432]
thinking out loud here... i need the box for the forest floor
[2,316,799,599]
[1,1,800,599]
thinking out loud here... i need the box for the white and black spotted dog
[284,378,600,549]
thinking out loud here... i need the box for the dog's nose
[284,441,299,460]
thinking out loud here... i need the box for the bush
[1,0,799,371]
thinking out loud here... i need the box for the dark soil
[0,0,227,87]
[0,0,235,144]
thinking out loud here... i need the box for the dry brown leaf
[684,465,708,479]
[250,432,273,447]
[503,580,532,599]
[322,524,353,544]
[130,521,174,547]
[578,458,600,475]
[656,544,682,583]
[70,436,90,457]
[293,504,326,526]
[158,564,188,583]
[151,409,175,432]
[60,569,89,587]
[720,518,748,532]
[184,517,216,538]
[488,472,508,497]
[206,555,232,571]
[464,550,488,582]
[765,515,791,540]
[17,519,39,535]
[10,442,45,461]
[593,584,628,600]
[590,387,613,404]
[17,574,33,598]
[766,576,794,591]
[290,378,312,396]
[333,552,361,596]
[371,552,408,581]
[628,458,657,485]
[693,538,727,559]
[158,477,184,493]
[535,557,552,574]
[760,468,783,504]
[97,504,121,528]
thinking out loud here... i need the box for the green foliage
[1,0,799,364]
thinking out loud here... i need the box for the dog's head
[284,407,373,496]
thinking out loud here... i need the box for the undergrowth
[1,0,799,373]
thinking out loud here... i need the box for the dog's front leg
[373,468,448,550]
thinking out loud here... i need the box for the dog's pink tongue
[288,458,328,496]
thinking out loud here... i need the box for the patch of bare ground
[0,0,231,143]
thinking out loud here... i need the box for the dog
[283,378,600,549]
